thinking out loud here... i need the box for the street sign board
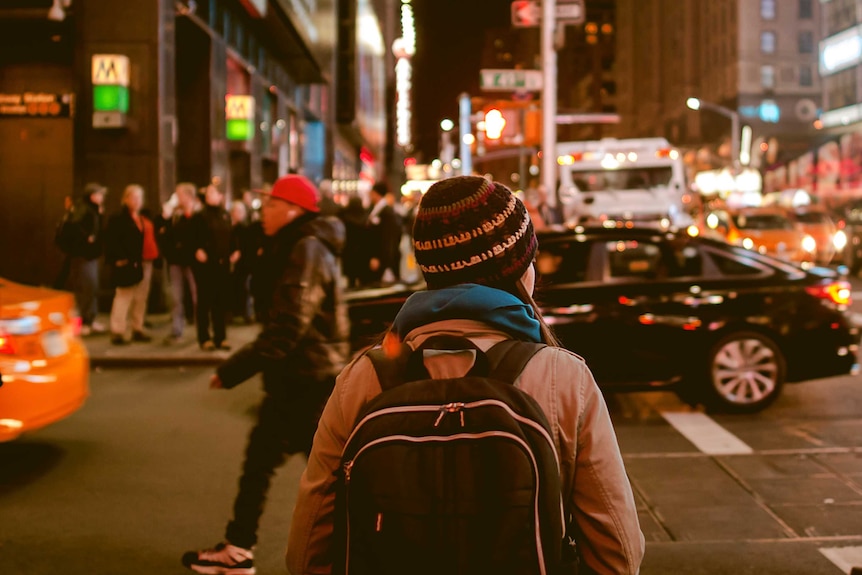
[556,113,621,124]
[480,69,543,92]
[511,0,539,27]
[555,1,584,23]
[511,0,585,28]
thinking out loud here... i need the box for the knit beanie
[412,176,538,290]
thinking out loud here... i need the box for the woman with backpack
[287,176,644,575]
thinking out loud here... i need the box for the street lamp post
[439,118,455,168]
[686,97,741,171]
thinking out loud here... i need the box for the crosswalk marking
[819,545,862,574]
[660,411,754,455]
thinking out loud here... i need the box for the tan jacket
[287,319,645,575]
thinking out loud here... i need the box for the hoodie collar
[391,283,541,343]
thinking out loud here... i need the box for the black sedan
[345,226,860,413]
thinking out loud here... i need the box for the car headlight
[741,237,754,250]
[833,230,848,250]
[802,234,817,253]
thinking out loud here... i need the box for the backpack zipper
[346,400,561,472]
[342,430,548,575]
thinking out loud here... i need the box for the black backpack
[332,335,577,575]
[54,209,82,255]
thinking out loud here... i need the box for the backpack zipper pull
[434,402,466,427]
[343,460,354,483]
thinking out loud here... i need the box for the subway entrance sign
[226,95,255,141]
[92,54,129,128]
[480,69,543,92]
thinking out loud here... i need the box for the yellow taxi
[790,207,842,265]
[702,207,815,263]
[0,278,89,441]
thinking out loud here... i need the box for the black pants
[194,263,230,345]
[224,375,335,549]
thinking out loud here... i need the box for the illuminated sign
[238,0,267,17]
[394,0,415,148]
[92,54,130,128]
[226,95,255,141]
[820,25,862,76]
[821,103,862,128]
[0,93,73,118]
[759,100,780,123]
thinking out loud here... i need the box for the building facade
[616,0,821,169]
[816,0,862,196]
[0,0,390,287]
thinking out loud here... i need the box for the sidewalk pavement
[83,313,259,368]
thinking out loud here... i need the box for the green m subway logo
[226,95,255,141]
[91,55,130,114]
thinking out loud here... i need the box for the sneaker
[80,325,92,337]
[200,340,216,351]
[90,320,107,334]
[132,330,153,343]
[216,342,231,351]
[181,542,254,575]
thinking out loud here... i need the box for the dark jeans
[224,376,335,549]
[231,269,253,322]
[194,263,230,345]
[69,257,99,325]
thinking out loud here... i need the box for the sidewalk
[83,313,259,368]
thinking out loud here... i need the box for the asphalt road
[2,274,862,574]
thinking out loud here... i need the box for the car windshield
[569,167,674,192]
[733,214,794,230]
[795,212,830,224]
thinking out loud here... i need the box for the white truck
[556,137,692,228]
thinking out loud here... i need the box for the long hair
[511,279,562,347]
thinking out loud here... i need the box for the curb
[90,355,229,369]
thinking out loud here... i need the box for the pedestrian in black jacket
[105,184,146,345]
[192,185,238,350]
[64,183,108,335]
[182,174,350,574]
[367,181,403,284]
[157,182,200,343]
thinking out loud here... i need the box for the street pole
[541,0,557,209]
[730,111,740,172]
[459,93,473,176]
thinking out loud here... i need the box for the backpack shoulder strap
[366,343,412,392]
[485,340,547,385]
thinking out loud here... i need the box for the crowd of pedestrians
[54,176,419,349]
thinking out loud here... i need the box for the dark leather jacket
[66,197,103,260]
[104,208,144,288]
[217,214,350,395]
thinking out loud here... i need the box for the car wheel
[702,331,785,413]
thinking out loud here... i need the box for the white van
[557,137,692,227]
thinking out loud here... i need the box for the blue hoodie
[391,283,542,343]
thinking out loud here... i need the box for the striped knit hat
[413,176,537,289]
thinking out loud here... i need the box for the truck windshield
[569,167,674,192]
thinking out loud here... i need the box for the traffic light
[484,108,506,140]
[481,101,541,147]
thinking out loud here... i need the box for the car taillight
[0,335,15,355]
[805,281,852,306]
